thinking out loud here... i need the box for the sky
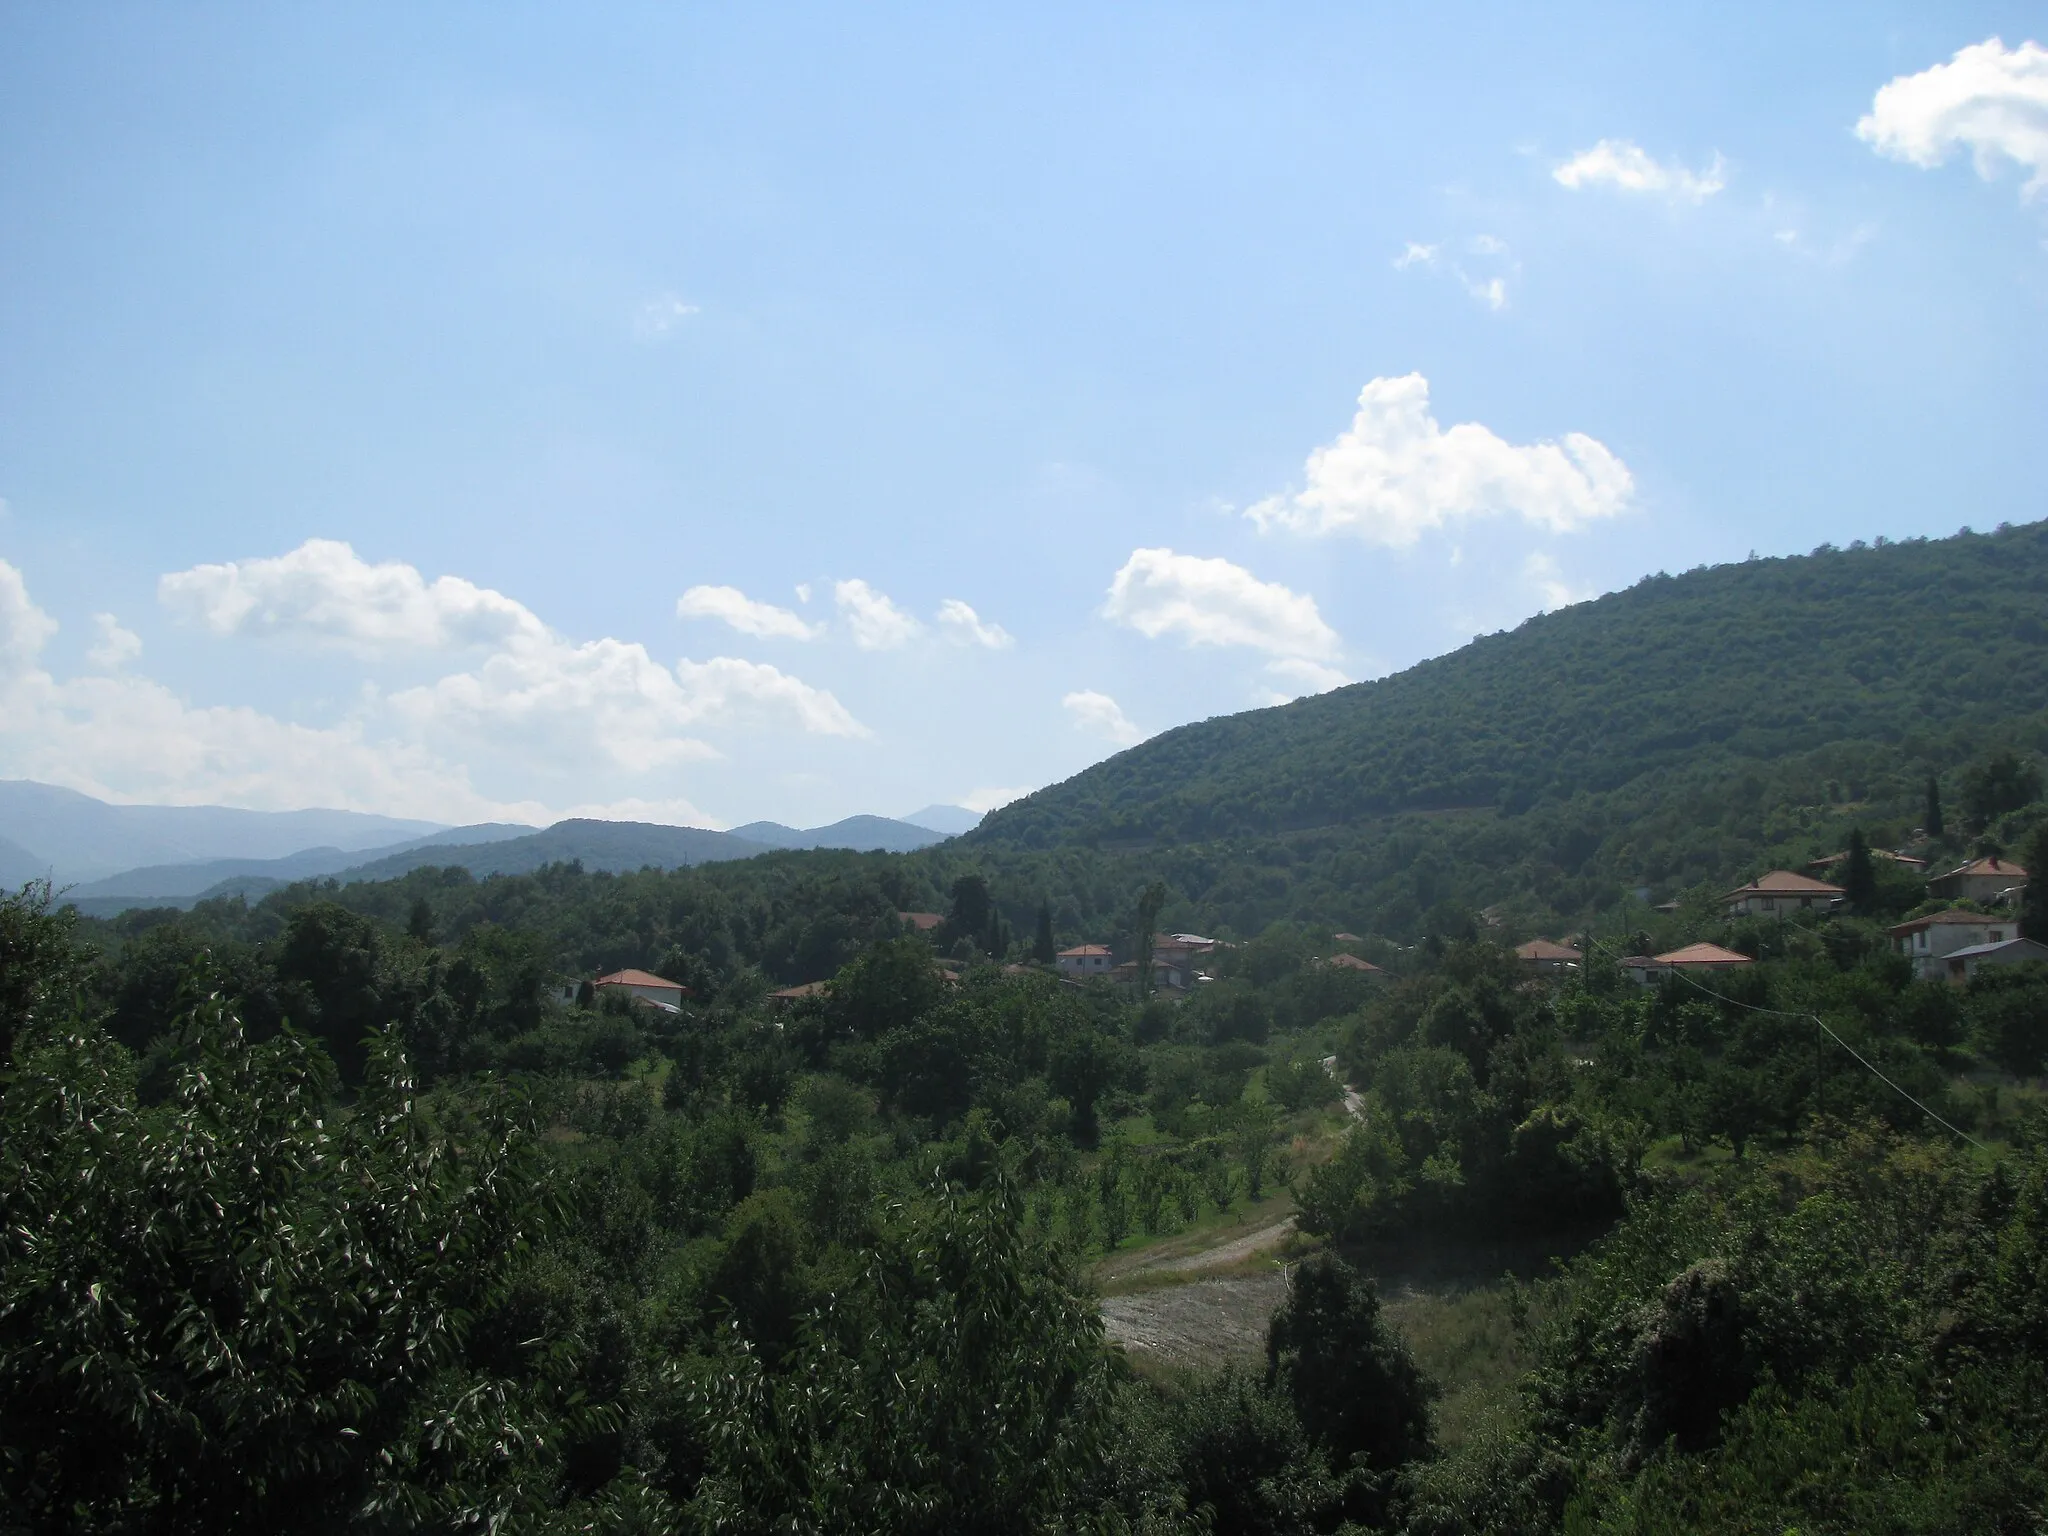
[1,4,2044,831]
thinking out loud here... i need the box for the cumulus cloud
[1265,657,1351,694]
[634,293,701,339]
[1104,549,1340,659]
[1244,375,1633,547]
[0,547,870,824]
[87,613,142,670]
[1063,689,1145,747]
[1553,139,1727,202]
[677,585,818,640]
[936,598,1014,649]
[0,560,58,680]
[1858,37,2048,197]
[0,558,537,822]
[835,579,922,650]
[161,538,546,655]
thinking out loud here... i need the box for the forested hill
[975,522,2048,855]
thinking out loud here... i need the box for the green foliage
[0,999,564,1530]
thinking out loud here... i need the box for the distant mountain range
[9,783,983,916]
[729,814,953,854]
[0,780,446,883]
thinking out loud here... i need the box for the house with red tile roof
[594,968,690,1010]
[1323,952,1385,977]
[1624,942,1754,987]
[1055,944,1112,979]
[1723,870,1844,917]
[1515,938,1582,973]
[1926,856,2028,904]
[897,911,944,933]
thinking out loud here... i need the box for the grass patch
[1382,1280,1538,1452]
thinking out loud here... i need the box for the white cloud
[936,598,1014,650]
[677,584,818,640]
[1104,548,1340,659]
[0,549,869,825]
[1264,657,1350,696]
[835,578,922,650]
[1466,276,1507,311]
[1524,551,1595,611]
[1857,37,2048,198]
[794,583,813,604]
[160,538,546,655]
[1063,689,1145,747]
[1394,235,1516,311]
[1244,375,1633,547]
[960,784,1036,814]
[673,657,867,738]
[1553,139,1727,203]
[87,613,142,670]
[0,560,58,680]
[634,293,701,339]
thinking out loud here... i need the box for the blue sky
[2,4,2044,829]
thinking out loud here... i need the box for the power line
[1579,930,1988,1151]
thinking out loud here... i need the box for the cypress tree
[1844,828,1877,914]
[1925,776,1945,840]
[1033,901,1056,964]
[2021,824,2048,944]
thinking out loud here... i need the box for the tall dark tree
[1033,900,1057,964]
[1925,775,1946,840]
[406,896,438,945]
[1265,1253,1436,1512]
[2020,822,2048,944]
[1843,828,1877,914]
[947,873,994,954]
[1135,880,1167,998]
[1960,749,2044,833]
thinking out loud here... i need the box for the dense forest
[8,754,2048,1530]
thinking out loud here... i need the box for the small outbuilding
[1940,936,2048,985]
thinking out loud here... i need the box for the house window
[1990,931,2005,943]
[1761,897,1775,911]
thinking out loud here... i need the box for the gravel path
[1100,1272,1290,1367]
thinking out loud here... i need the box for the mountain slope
[332,819,772,883]
[65,823,538,903]
[0,782,446,883]
[729,815,950,853]
[962,524,2048,935]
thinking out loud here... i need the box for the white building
[1889,911,2020,982]
[1056,944,1112,979]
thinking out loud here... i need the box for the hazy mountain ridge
[0,781,449,883]
[728,814,953,853]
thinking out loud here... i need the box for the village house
[1623,942,1754,988]
[1322,952,1386,978]
[1926,855,2029,905]
[1055,944,1113,979]
[897,910,944,934]
[1805,847,1928,877]
[1889,910,2021,981]
[1938,936,2048,985]
[593,968,690,1012]
[1722,870,1844,918]
[1514,938,1582,975]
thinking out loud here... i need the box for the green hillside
[968,522,2048,935]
